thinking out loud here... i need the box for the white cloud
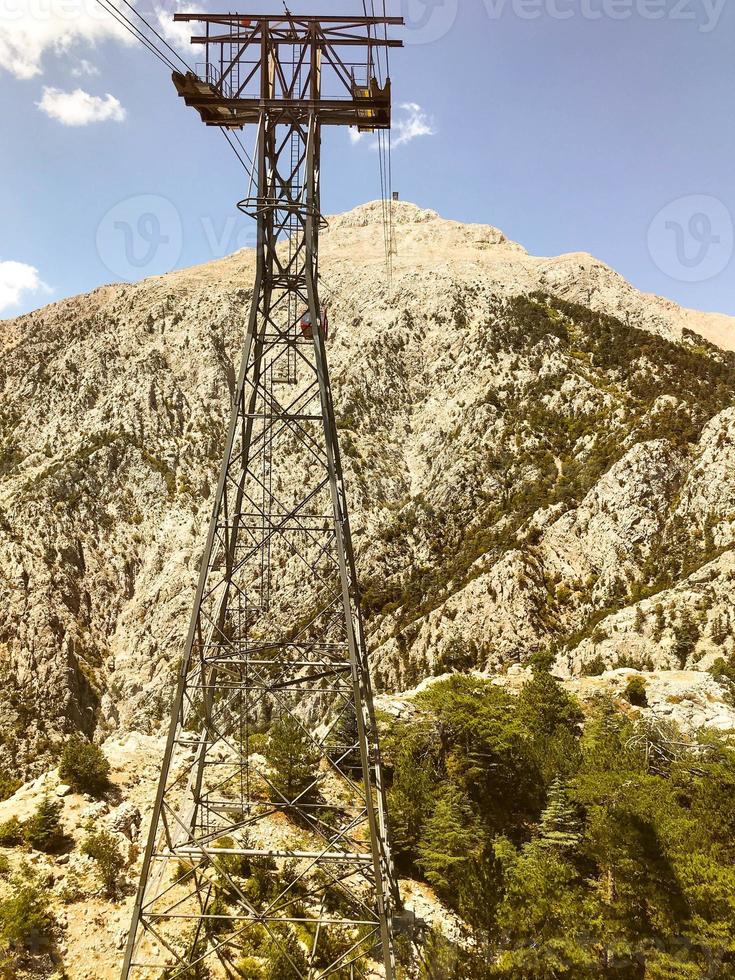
[71,57,99,76]
[0,260,49,314]
[393,102,436,147]
[37,86,126,125]
[0,0,133,80]
[153,0,194,53]
[349,102,436,149]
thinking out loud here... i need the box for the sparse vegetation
[0,865,53,955]
[81,829,126,898]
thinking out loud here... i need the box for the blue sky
[2,0,735,318]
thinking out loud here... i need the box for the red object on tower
[299,306,329,340]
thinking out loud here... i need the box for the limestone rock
[2,200,735,777]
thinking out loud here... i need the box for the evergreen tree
[457,849,503,964]
[516,669,584,784]
[672,609,699,668]
[652,604,666,643]
[633,606,645,634]
[418,929,486,980]
[265,716,320,805]
[326,704,360,777]
[23,794,65,853]
[417,789,483,903]
[387,735,435,874]
[710,613,728,646]
[0,866,52,954]
[58,736,110,797]
[263,928,308,980]
[516,669,584,739]
[494,842,601,979]
[536,779,581,853]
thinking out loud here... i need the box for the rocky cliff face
[2,201,735,779]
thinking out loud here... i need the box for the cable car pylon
[121,11,404,979]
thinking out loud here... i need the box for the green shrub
[624,676,648,708]
[585,655,607,676]
[0,868,52,952]
[710,656,735,686]
[23,795,65,853]
[262,928,308,980]
[58,737,110,797]
[58,868,86,905]
[0,775,20,804]
[0,818,22,848]
[81,829,125,898]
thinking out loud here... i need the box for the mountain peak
[329,199,440,227]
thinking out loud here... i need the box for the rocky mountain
[2,200,735,783]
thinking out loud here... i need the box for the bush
[263,928,308,980]
[58,868,86,905]
[624,676,648,708]
[58,737,110,797]
[0,868,52,952]
[23,795,65,853]
[585,655,607,677]
[0,818,22,848]
[0,775,20,804]
[710,656,735,686]
[81,829,125,898]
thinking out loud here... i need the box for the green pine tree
[494,842,602,979]
[672,609,699,668]
[23,794,65,853]
[652,604,666,643]
[265,716,320,805]
[516,669,584,739]
[633,606,646,634]
[326,704,361,777]
[387,730,435,874]
[0,865,52,953]
[536,779,581,853]
[417,789,483,904]
[58,736,110,796]
[710,613,728,646]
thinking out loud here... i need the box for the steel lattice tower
[122,12,404,980]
